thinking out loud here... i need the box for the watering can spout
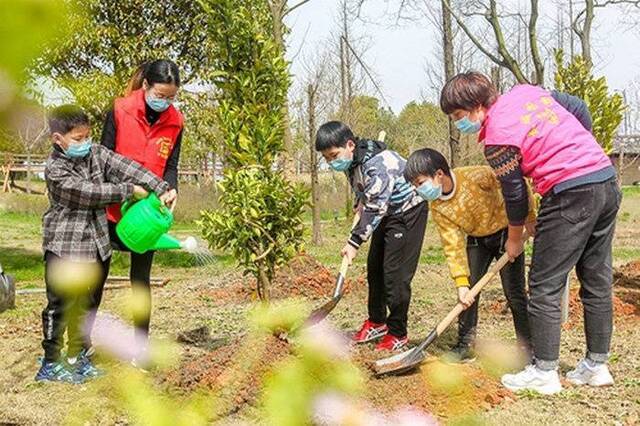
[152,234,183,251]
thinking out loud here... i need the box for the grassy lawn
[1,185,639,425]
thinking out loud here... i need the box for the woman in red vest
[100,60,182,367]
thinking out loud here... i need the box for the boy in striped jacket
[315,121,428,351]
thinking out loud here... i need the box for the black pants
[94,222,155,338]
[529,179,621,370]
[367,203,428,337]
[458,229,531,349]
[42,252,110,362]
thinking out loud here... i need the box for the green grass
[613,247,640,261]
[622,185,640,197]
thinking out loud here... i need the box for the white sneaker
[501,364,563,395]
[566,359,614,387]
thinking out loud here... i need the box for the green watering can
[116,193,197,254]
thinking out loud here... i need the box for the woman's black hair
[404,148,451,183]
[315,121,355,151]
[144,59,181,87]
[125,59,181,95]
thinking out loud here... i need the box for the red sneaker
[375,334,408,351]
[352,319,388,343]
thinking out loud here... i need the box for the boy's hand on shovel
[457,286,474,309]
[341,244,358,265]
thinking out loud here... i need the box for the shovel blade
[373,346,426,377]
[304,295,341,326]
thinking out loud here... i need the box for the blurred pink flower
[301,322,350,359]
[312,392,438,426]
[85,313,148,362]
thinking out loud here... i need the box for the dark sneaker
[443,343,477,363]
[69,349,103,379]
[352,319,388,344]
[375,334,408,351]
[35,360,85,384]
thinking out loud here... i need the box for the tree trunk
[580,0,594,68]
[441,0,460,167]
[308,84,322,245]
[256,262,271,302]
[340,1,354,220]
[528,0,544,85]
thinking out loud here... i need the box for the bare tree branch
[441,0,506,67]
[284,0,314,17]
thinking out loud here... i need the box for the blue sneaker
[35,360,85,384]
[68,349,103,379]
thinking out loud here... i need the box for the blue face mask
[145,94,172,112]
[416,179,442,201]
[64,138,92,158]
[454,115,482,134]
[329,157,353,172]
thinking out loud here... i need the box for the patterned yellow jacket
[430,166,536,287]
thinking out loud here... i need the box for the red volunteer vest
[106,89,184,222]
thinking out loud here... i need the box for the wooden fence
[0,152,216,193]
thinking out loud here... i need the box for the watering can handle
[121,200,133,216]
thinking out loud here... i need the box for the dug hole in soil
[163,253,513,419]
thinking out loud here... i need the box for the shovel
[304,212,361,326]
[373,249,515,377]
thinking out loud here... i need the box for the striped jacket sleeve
[348,161,393,248]
[46,159,133,209]
[97,145,169,195]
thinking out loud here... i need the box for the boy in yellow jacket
[404,148,536,362]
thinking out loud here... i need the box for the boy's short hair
[48,105,90,135]
[440,71,499,115]
[404,148,451,183]
[315,121,355,151]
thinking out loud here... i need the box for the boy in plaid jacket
[36,105,175,383]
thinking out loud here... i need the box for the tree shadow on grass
[0,246,43,285]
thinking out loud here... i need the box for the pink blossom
[312,392,438,426]
[85,313,148,362]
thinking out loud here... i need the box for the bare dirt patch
[562,287,639,330]
[614,259,640,289]
[198,253,365,305]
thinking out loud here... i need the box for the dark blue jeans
[529,179,621,370]
[459,228,531,350]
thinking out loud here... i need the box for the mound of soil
[163,333,513,420]
[352,347,513,419]
[614,260,640,289]
[199,253,366,305]
[162,334,292,414]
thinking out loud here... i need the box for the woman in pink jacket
[440,72,621,395]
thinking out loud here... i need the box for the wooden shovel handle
[339,212,362,277]
[434,233,529,336]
